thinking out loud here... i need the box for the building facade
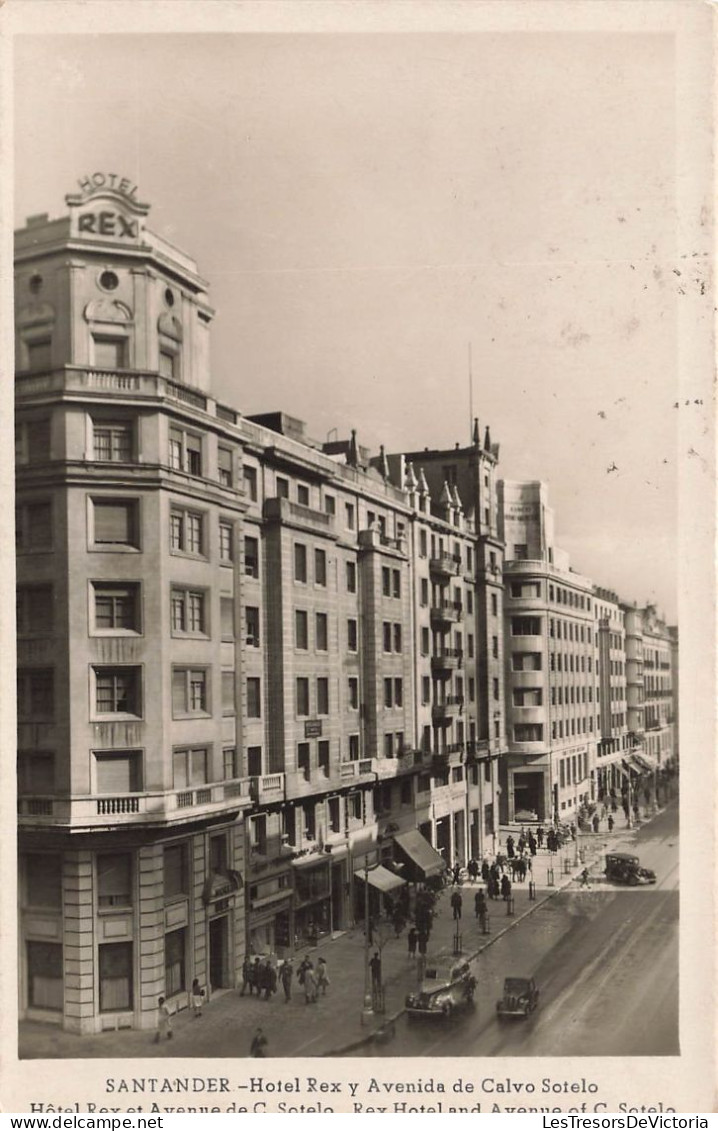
[15,176,505,1033]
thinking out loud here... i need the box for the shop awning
[393,829,446,880]
[632,752,657,773]
[353,864,406,894]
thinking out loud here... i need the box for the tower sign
[66,173,150,243]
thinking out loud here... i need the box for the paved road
[352,802,679,1057]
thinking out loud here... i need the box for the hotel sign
[66,172,149,243]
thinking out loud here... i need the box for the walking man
[316,956,330,996]
[154,996,173,1043]
[475,889,487,919]
[240,955,252,997]
[370,950,382,1008]
[579,867,592,889]
[407,926,417,958]
[303,960,317,1004]
[501,874,512,902]
[280,959,293,1003]
[250,1026,268,1057]
[450,889,463,920]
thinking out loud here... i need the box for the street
[351,803,679,1057]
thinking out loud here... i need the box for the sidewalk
[19,818,644,1060]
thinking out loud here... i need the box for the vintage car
[405,959,477,1019]
[496,976,540,1019]
[605,852,657,886]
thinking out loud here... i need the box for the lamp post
[361,849,382,1023]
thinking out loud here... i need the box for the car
[604,852,657,886]
[405,959,477,1019]
[496,976,540,1019]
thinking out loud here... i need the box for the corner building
[15,178,504,1032]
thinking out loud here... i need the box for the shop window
[95,750,142,794]
[27,941,63,1011]
[97,854,132,909]
[164,928,186,997]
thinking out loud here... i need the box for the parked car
[405,959,476,1019]
[496,976,539,1019]
[604,852,656,886]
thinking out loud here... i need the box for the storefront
[392,829,445,883]
[293,850,347,947]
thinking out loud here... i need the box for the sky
[12,23,697,622]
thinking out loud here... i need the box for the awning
[393,829,446,880]
[353,864,406,894]
[632,752,657,773]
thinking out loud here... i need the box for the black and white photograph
[1,0,714,1114]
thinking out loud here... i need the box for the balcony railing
[339,759,375,780]
[429,553,462,577]
[249,773,286,804]
[431,695,464,721]
[431,649,463,673]
[430,600,463,625]
[17,776,253,828]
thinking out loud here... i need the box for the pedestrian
[452,861,462,885]
[250,1026,268,1057]
[316,956,330,995]
[191,978,205,1018]
[481,859,490,883]
[467,858,477,883]
[474,889,486,918]
[251,955,261,994]
[370,950,382,995]
[417,930,428,957]
[528,833,537,857]
[154,996,173,1043]
[255,959,267,1000]
[506,835,515,859]
[297,956,309,989]
[592,813,600,834]
[280,959,293,1003]
[267,961,278,999]
[537,826,544,849]
[450,889,463,920]
[304,961,317,1004]
[570,823,577,842]
[608,814,614,832]
[517,834,526,855]
[579,868,591,889]
[501,874,511,901]
[240,955,252,997]
[407,926,417,958]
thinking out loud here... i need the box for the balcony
[430,600,463,626]
[339,758,375,783]
[17,776,253,829]
[431,648,463,674]
[431,695,464,722]
[465,738,491,763]
[429,553,461,578]
[263,496,337,539]
[250,772,286,805]
[374,748,426,779]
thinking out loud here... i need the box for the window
[275,476,289,499]
[512,617,541,636]
[247,678,261,718]
[222,671,235,716]
[328,797,340,833]
[393,569,401,598]
[296,742,311,780]
[394,678,403,707]
[384,678,393,708]
[384,733,394,758]
[245,606,259,647]
[468,677,475,702]
[165,928,186,997]
[294,543,307,583]
[492,635,499,658]
[219,521,234,562]
[383,622,392,653]
[218,447,233,487]
[244,535,259,577]
[164,844,188,899]
[318,740,330,776]
[345,502,355,530]
[295,609,308,649]
[95,750,142,793]
[94,666,142,716]
[317,677,329,715]
[170,587,206,635]
[246,746,262,777]
[347,619,358,652]
[324,494,336,516]
[223,746,240,779]
[26,338,53,372]
[159,350,177,379]
[93,498,140,548]
[312,611,328,651]
[514,688,543,706]
[348,677,359,709]
[297,484,310,506]
[346,560,357,593]
[17,751,55,794]
[27,941,63,1011]
[93,336,127,369]
[419,530,428,557]
[514,724,543,742]
[304,803,316,841]
[172,668,208,716]
[296,677,310,716]
[25,854,62,909]
[513,544,528,560]
[16,501,52,551]
[421,627,430,655]
[382,567,391,597]
[17,585,53,636]
[468,633,474,659]
[169,427,202,476]
[172,746,208,789]
[314,549,327,587]
[493,678,500,701]
[93,420,133,462]
[92,582,139,632]
[420,578,429,606]
[97,854,132,909]
[348,734,360,761]
[169,507,203,555]
[243,465,258,501]
[393,624,402,652]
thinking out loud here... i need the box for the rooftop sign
[66,172,150,243]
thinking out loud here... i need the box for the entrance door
[209,916,229,990]
[330,862,344,931]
